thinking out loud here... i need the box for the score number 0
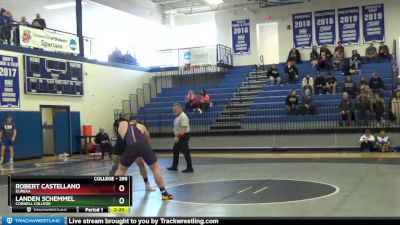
[116,177,128,205]
[118,184,126,205]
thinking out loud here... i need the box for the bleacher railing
[131,105,400,137]
[153,44,233,69]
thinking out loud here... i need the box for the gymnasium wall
[0,49,153,159]
[170,0,400,66]
[151,133,400,151]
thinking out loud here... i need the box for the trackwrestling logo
[2,217,64,225]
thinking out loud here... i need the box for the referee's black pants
[172,134,193,169]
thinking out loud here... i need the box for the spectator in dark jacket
[359,75,369,90]
[267,64,281,85]
[310,46,319,68]
[95,128,112,159]
[287,47,301,64]
[343,75,357,98]
[320,45,332,59]
[1,10,12,45]
[350,50,362,70]
[369,73,385,96]
[286,89,299,115]
[339,92,353,126]
[325,72,337,94]
[317,51,332,71]
[355,91,372,125]
[372,93,385,125]
[32,13,46,28]
[334,41,345,56]
[301,89,316,115]
[366,42,378,63]
[283,61,299,84]
[378,41,390,60]
[314,73,327,95]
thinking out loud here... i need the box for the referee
[167,103,194,173]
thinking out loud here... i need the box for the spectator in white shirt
[376,130,391,152]
[359,129,376,152]
[302,73,314,94]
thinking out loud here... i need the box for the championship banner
[338,7,360,45]
[314,10,336,46]
[292,12,313,48]
[232,19,251,54]
[19,25,80,54]
[362,4,385,43]
[0,55,20,108]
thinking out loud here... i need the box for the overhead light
[43,1,87,10]
[204,0,224,5]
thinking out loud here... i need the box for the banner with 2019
[292,4,384,47]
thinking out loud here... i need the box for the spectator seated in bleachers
[332,50,344,71]
[283,61,299,85]
[285,89,299,115]
[314,73,327,95]
[94,128,112,160]
[365,42,378,63]
[122,51,138,65]
[391,90,400,124]
[342,62,357,76]
[320,44,332,59]
[334,41,345,56]
[339,92,353,126]
[109,48,123,63]
[359,75,369,90]
[343,75,357,99]
[369,73,385,96]
[372,93,385,125]
[333,41,345,71]
[378,41,390,62]
[287,47,301,64]
[301,89,316,115]
[376,130,391,152]
[267,64,281,85]
[185,90,198,113]
[350,50,362,71]
[198,90,211,113]
[317,51,332,71]
[359,129,376,152]
[32,13,46,29]
[325,72,337,95]
[354,90,372,125]
[302,73,314,94]
[310,46,319,68]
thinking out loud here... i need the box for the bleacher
[241,62,394,128]
[134,61,394,134]
[135,66,253,128]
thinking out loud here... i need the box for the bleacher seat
[137,62,394,131]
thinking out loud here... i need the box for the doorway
[257,22,280,65]
[40,105,71,156]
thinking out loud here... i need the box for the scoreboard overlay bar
[8,176,131,213]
